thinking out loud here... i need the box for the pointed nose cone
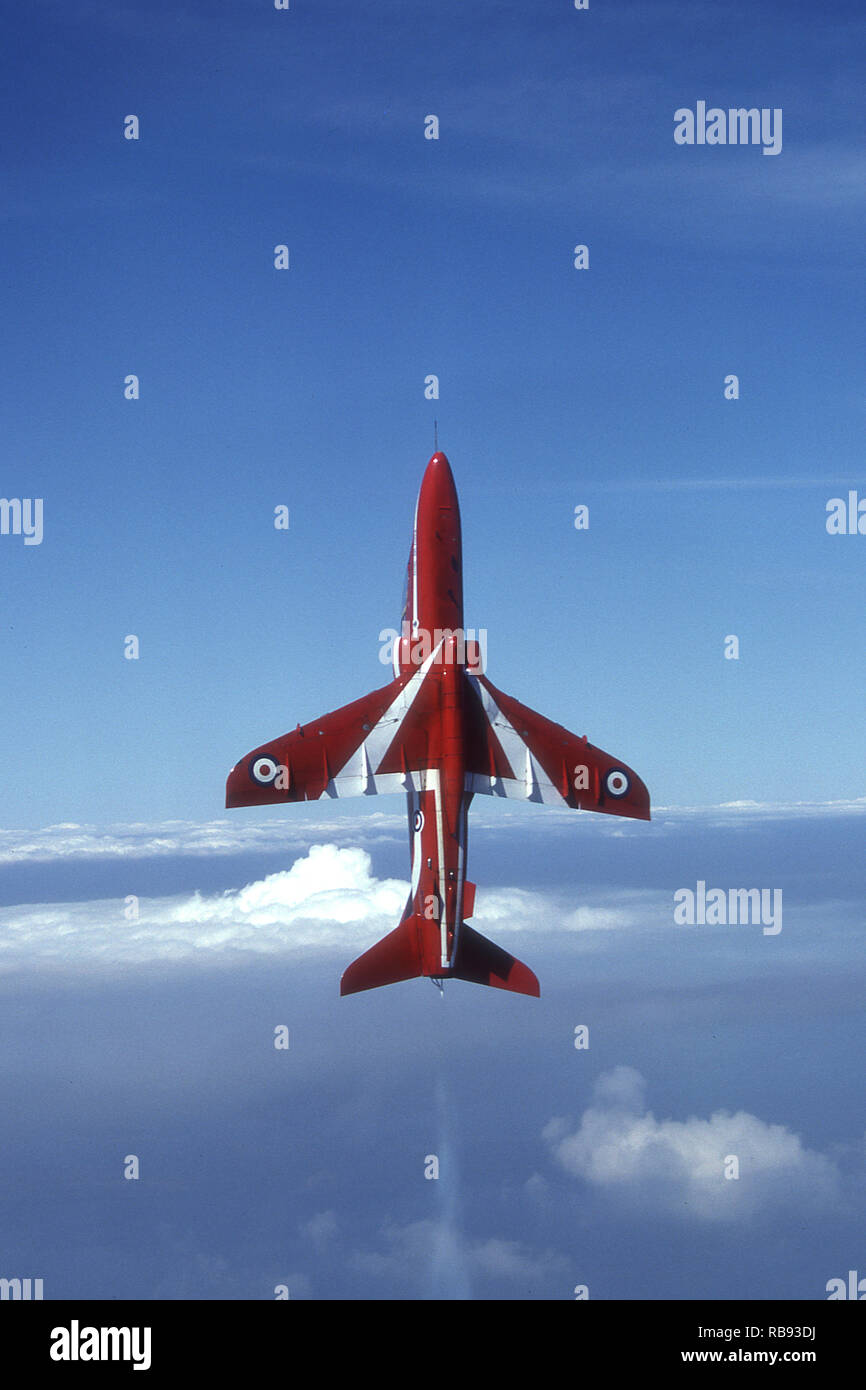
[426,450,452,475]
[419,450,458,512]
[409,446,464,634]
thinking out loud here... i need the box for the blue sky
[2,0,865,823]
[1,0,865,1301]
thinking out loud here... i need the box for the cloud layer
[0,842,657,975]
[2,797,863,867]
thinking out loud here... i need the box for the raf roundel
[605,768,630,798]
[413,810,425,833]
[251,756,280,785]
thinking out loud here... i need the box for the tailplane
[340,916,539,997]
[450,923,540,997]
[340,915,424,996]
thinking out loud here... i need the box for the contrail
[430,1074,472,1300]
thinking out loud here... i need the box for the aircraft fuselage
[226,449,650,997]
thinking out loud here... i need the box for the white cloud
[544,1066,842,1222]
[0,844,409,973]
[469,884,643,936]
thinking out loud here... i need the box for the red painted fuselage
[396,453,470,978]
[226,450,650,996]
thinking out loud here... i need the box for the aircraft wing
[225,657,442,807]
[463,672,650,820]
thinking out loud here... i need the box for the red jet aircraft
[226,451,650,996]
